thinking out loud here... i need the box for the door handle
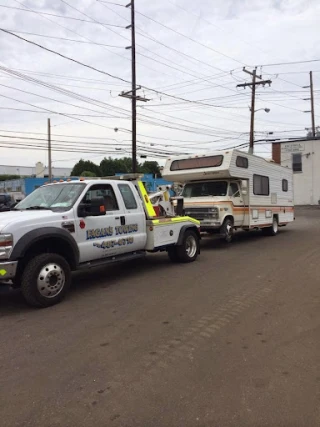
[115,216,120,220]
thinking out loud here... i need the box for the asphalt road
[1,208,320,427]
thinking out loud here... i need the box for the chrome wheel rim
[185,235,197,258]
[225,222,233,242]
[37,263,65,298]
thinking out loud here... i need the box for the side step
[78,251,146,270]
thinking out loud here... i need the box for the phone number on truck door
[93,237,134,249]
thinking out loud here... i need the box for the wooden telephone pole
[237,68,272,154]
[303,71,316,137]
[119,0,149,173]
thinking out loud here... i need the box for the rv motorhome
[162,149,294,242]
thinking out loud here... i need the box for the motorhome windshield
[182,181,228,198]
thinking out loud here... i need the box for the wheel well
[273,214,279,222]
[19,238,77,270]
[223,215,234,224]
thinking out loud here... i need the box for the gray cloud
[0,0,318,166]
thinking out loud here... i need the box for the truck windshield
[182,181,228,198]
[15,183,86,212]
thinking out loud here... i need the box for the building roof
[271,137,320,144]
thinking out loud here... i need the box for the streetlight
[249,107,270,113]
[248,107,271,154]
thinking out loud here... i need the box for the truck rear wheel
[168,230,199,263]
[21,253,71,308]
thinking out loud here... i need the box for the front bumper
[0,261,18,280]
[200,220,221,228]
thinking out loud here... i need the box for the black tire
[21,253,71,308]
[262,216,278,236]
[167,246,179,262]
[175,230,199,263]
[220,218,234,243]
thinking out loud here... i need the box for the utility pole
[47,118,52,181]
[237,68,272,154]
[129,0,136,173]
[303,71,316,137]
[310,71,316,137]
[119,0,149,173]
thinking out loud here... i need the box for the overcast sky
[0,0,319,170]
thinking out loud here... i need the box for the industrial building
[272,137,320,205]
[0,162,72,178]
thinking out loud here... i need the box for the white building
[272,138,320,205]
[0,162,72,178]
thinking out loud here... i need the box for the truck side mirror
[78,198,106,217]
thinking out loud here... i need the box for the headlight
[210,207,219,219]
[0,233,13,259]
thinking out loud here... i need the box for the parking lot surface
[1,207,319,427]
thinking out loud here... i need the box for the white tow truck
[0,175,200,308]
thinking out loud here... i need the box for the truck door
[116,182,147,252]
[229,181,245,227]
[76,183,131,263]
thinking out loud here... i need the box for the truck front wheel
[21,253,71,308]
[168,230,199,263]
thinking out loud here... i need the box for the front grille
[184,207,217,220]
[185,208,211,214]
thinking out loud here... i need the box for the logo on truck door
[86,224,138,240]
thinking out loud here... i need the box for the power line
[98,1,245,66]
[12,0,178,82]
[1,68,128,86]
[56,0,188,80]
[166,0,273,58]
[0,29,249,117]
[0,106,126,118]
[62,0,236,85]
[96,0,230,76]
[0,129,242,148]
[0,28,132,85]
[0,4,125,27]
[0,82,129,120]
[0,93,126,132]
[133,8,245,66]
[1,29,125,48]
[258,59,320,67]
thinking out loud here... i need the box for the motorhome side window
[282,179,288,192]
[236,156,248,168]
[170,155,223,171]
[253,174,269,196]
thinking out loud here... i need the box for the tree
[0,175,20,181]
[70,157,161,178]
[307,127,320,138]
[81,171,96,177]
[139,161,161,175]
[100,157,133,176]
[71,160,100,177]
